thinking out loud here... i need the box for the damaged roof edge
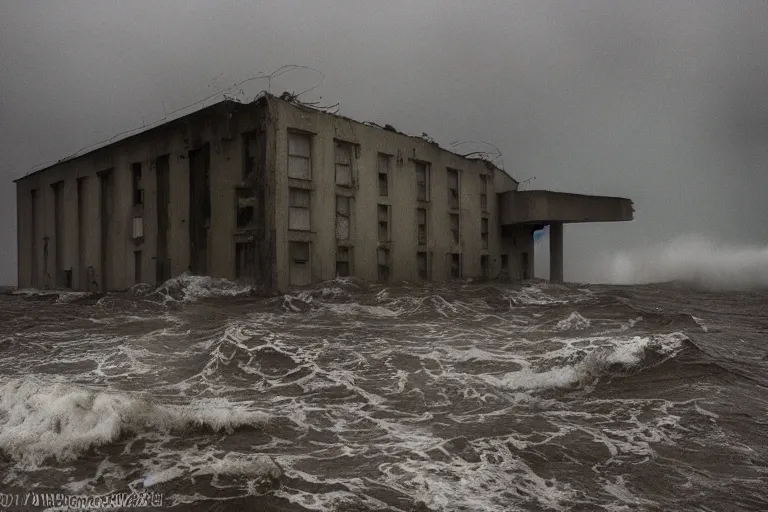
[15,92,517,184]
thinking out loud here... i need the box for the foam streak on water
[1,278,767,511]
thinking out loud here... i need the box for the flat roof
[15,93,515,183]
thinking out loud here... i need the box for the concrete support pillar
[549,222,563,283]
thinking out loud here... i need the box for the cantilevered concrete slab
[499,190,633,225]
[498,190,634,283]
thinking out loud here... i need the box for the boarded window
[417,208,427,245]
[378,153,390,196]
[235,242,255,279]
[288,132,311,180]
[480,174,488,211]
[336,195,350,240]
[289,188,311,231]
[335,141,353,187]
[378,204,390,242]
[378,247,390,282]
[447,168,459,209]
[134,250,142,284]
[415,161,429,201]
[289,242,311,286]
[481,255,489,279]
[449,214,459,244]
[336,246,351,277]
[132,163,143,206]
[450,253,461,279]
[236,188,255,228]
[417,251,429,280]
[481,217,489,249]
[132,216,144,239]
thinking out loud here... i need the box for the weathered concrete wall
[15,101,274,291]
[271,97,519,291]
[499,190,634,225]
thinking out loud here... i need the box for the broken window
[449,214,459,244]
[289,242,311,286]
[480,174,488,211]
[235,241,255,278]
[481,217,489,249]
[417,208,427,245]
[378,204,390,242]
[132,216,144,239]
[288,132,311,180]
[336,195,351,240]
[378,247,390,282]
[236,188,255,228]
[378,153,391,196]
[335,141,353,187]
[415,161,429,201]
[450,253,461,279]
[336,246,351,277]
[289,188,311,231]
[447,168,459,209]
[417,251,429,280]
[481,255,489,279]
[134,250,142,284]
[132,163,143,206]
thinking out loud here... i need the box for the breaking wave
[0,377,270,467]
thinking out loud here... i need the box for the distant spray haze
[602,234,768,290]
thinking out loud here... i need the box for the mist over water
[601,234,768,289]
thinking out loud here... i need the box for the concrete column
[549,222,563,283]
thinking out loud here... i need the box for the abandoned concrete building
[14,93,633,292]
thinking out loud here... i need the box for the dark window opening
[377,247,390,282]
[415,161,429,201]
[417,208,427,245]
[480,174,488,211]
[235,241,255,279]
[501,254,509,274]
[134,251,142,284]
[132,163,143,206]
[236,188,255,228]
[450,253,461,279]
[522,251,530,280]
[336,246,351,277]
[378,204,390,242]
[481,217,489,249]
[449,214,459,244]
[378,153,391,196]
[447,168,459,210]
[481,255,489,279]
[417,251,429,280]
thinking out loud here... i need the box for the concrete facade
[16,95,550,292]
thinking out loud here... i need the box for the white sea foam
[153,274,255,302]
[555,312,591,330]
[0,377,270,467]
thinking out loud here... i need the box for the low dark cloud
[1,0,767,285]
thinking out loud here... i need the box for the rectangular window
[134,250,142,284]
[132,216,144,239]
[289,242,311,286]
[417,251,429,279]
[378,153,391,196]
[450,253,461,279]
[415,161,429,201]
[447,168,459,210]
[132,162,143,206]
[377,247,390,282]
[501,254,509,274]
[235,241,255,279]
[417,208,427,245]
[480,174,488,211]
[336,246,351,277]
[336,195,351,240]
[335,141,353,187]
[480,255,489,279]
[449,214,459,244]
[378,204,390,242]
[522,251,530,280]
[288,132,311,180]
[481,217,489,249]
[244,130,265,180]
[289,188,311,231]
[236,188,255,228]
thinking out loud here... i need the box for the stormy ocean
[1,276,767,511]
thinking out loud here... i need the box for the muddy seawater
[1,276,766,511]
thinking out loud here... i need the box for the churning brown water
[1,277,766,511]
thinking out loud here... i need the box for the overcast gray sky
[1,1,767,286]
